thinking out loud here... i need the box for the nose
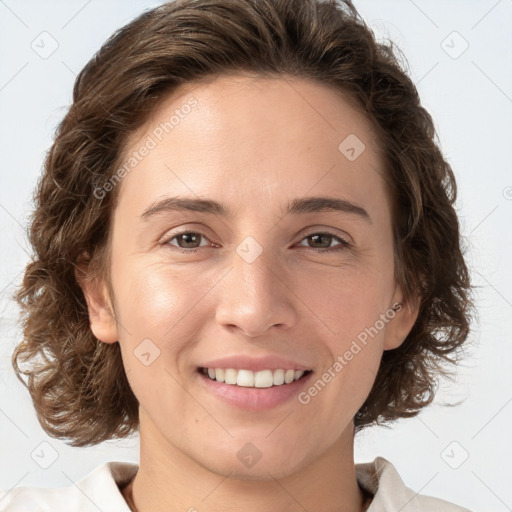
[214,243,298,337]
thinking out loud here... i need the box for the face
[84,74,418,480]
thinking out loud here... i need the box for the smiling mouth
[198,367,313,388]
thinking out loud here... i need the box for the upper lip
[199,355,312,372]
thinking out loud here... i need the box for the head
[13,0,472,476]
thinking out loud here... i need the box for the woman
[2,0,473,510]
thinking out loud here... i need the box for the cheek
[293,253,394,413]
[293,334,382,457]
[110,262,213,412]
[111,260,213,351]
[297,259,394,347]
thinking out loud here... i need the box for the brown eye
[167,231,210,250]
[298,232,350,252]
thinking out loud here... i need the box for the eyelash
[162,230,351,254]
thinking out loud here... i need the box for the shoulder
[0,461,138,512]
[356,457,473,512]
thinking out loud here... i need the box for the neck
[123,411,367,512]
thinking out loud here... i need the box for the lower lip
[197,370,313,411]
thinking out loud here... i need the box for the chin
[202,459,303,482]
[193,442,311,482]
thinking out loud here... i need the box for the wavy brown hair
[12,0,473,447]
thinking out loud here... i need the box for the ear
[383,285,421,351]
[75,261,118,344]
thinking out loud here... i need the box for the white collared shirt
[0,457,472,511]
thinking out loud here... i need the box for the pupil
[178,234,332,249]
[182,233,199,248]
[310,234,330,248]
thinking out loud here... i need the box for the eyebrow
[140,195,372,224]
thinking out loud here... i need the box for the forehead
[131,73,381,154]
[114,73,388,221]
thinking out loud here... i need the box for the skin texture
[80,74,419,512]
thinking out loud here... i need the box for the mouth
[198,367,313,388]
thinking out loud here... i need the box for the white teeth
[254,369,273,388]
[273,369,285,385]
[236,369,254,387]
[284,369,295,384]
[202,367,309,387]
[294,370,304,381]
[225,368,237,385]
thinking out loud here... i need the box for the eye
[165,231,213,252]
[297,232,351,252]
[163,230,351,253]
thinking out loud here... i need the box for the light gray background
[1,1,511,510]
